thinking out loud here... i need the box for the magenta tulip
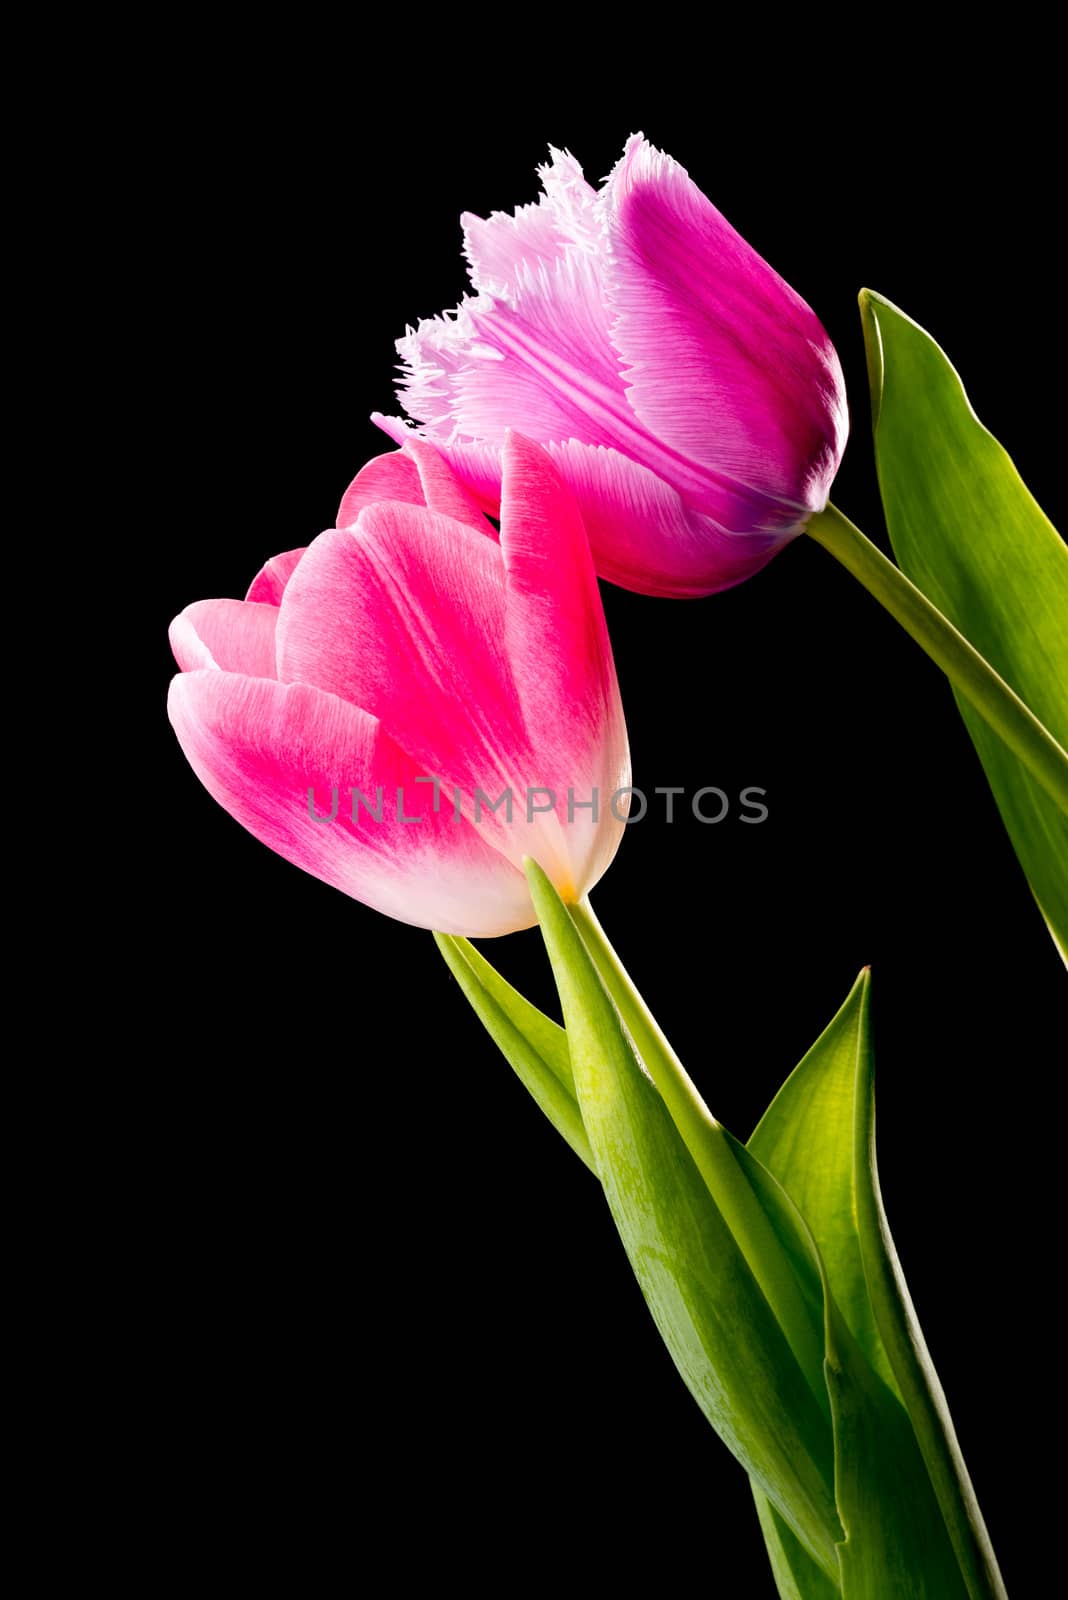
[371,135,848,599]
[168,434,629,936]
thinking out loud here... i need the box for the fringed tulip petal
[462,203,562,294]
[545,440,785,599]
[604,135,847,515]
[460,147,597,297]
[461,200,563,300]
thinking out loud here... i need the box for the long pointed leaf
[438,918,998,1592]
[524,862,843,1581]
[750,971,1005,1599]
[861,288,1068,955]
[732,1121,966,1598]
[433,932,595,1171]
[850,979,1006,1597]
[567,898,831,1413]
[750,973,897,1395]
[752,1486,841,1600]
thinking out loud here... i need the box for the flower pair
[169,136,846,932]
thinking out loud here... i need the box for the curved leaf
[861,289,1068,955]
[525,861,843,1580]
[753,1486,842,1600]
[750,971,1005,1599]
[433,931,595,1171]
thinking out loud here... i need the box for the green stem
[807,503,1068,815]
[567,896,829,1418]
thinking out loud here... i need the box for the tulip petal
[395,155,631,458]
[604,135,847,514]
[402,436,493,532]
[372,415,504,513]
[276,513,520,786]
[168,670,533,936]
[499,433,629,892]
[276,513,537,879]
[337,440,490,536]
[393,295,492,437]
[461,202,564,300]
[395,283,616,454]
[536,146,602,252]
[461,147,599,300]
[391,224,757,524]
[462,248,624,427]
[337,449,423,526]
[276,490,621,895]
[169,599,279,677]
[545,440,787,599]
[500,433,621,744]
[245,548,306,605]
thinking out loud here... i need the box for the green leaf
[750,973,897,1396]
[433,932,595,1172]
[861,288,1068,956]
[568,898,831,1413]
[439,911,998,1592]
[728,1123,964,1598]
[823,1296,968,1599]
[752,1486,842,1600]
[750,972,1005,1599]
[567,907,971,1593]
[525,862,843,1583]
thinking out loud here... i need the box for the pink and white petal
[462,199,566,300]
[274,504,601,888]
[393,296,494,435]
[545,440,793,599]
[393,215,629,456]
[397,311,595,453]
[275,510,525,803]
[460,146,600,299]
[373,412,420,451]
[402,437,492,534]
[498,433,629,891]
[337,440,492,538]
[373,415,505,514]
[468,245,622,398]
[439,245,628,455]
[499,433,618,737]
[337,450,424,528]
[168,670,534,936]
[169,599,279,677]
[536,146,602,255]
[245,548,306,605]
[604,135,847,511]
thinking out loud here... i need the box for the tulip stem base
[566,896,829,1412]
[806,502,1068,814]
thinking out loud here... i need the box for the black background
[138,43,1063,1593]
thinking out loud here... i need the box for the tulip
[370,134,848,599]
[168,434,629,936]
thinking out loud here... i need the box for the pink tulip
[371,135,848,599]
[168,434,629,936]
